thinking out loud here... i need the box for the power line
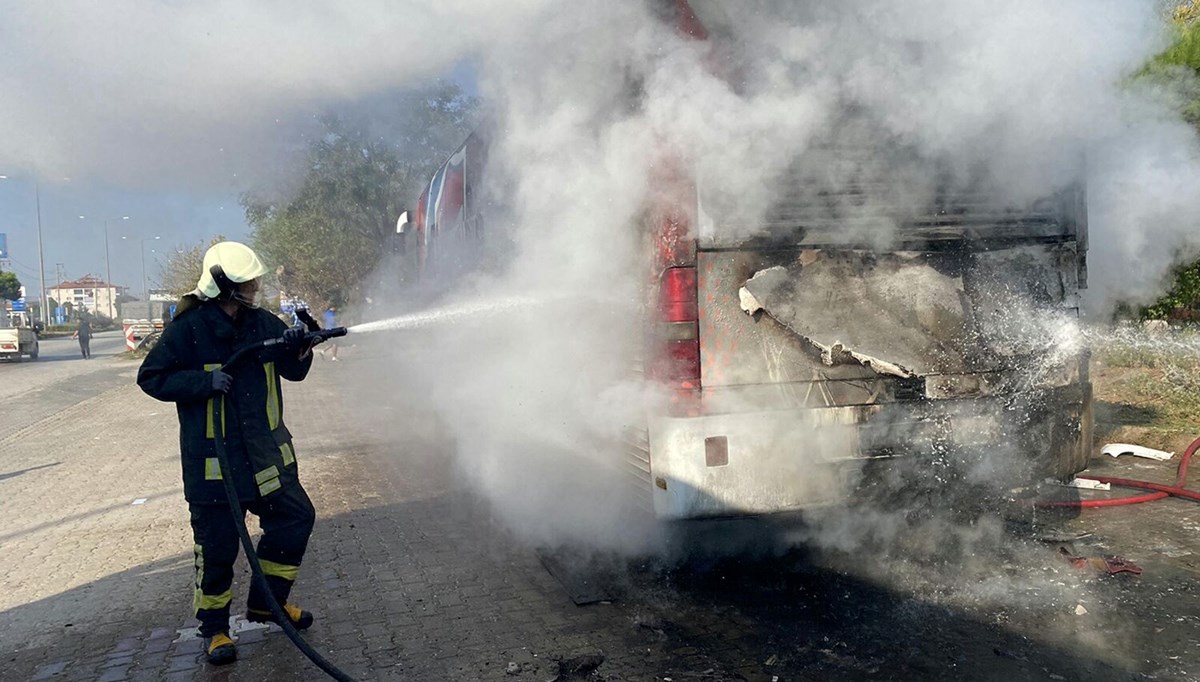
[7,257,40,273]
[5,266,39,282]
[0,260,39,281]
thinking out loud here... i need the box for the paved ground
[2,330,1200,681]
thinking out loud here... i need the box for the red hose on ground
[1084,477,1200,503]
[1036,435,1200,509]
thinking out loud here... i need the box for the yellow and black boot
[204,632,237,665]
[246,603,314,630]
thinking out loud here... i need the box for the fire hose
[1037,435,1200,509]
[212,324,357,681]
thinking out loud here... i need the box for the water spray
[1083,326,1200,356]
[347,295,548,335]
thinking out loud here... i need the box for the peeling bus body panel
[736,246,1082,387]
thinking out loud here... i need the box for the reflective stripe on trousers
[193,543,232,612]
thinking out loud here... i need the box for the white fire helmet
[194,241,268,304]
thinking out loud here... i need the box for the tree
[159,236,226,298]
[243,82,478,309]
[0,271,21,301]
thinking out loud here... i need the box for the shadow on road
[0,462,59,482]
[4,355,84,365]
[0,491,178,544]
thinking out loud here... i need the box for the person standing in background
[73,316,92,359]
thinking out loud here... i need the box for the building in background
[47,275,123,320]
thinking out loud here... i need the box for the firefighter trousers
[189,483,316,637]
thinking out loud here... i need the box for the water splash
[1083,325,1200,355]
[347,295,549,334]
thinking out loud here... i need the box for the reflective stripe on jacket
[137,301,312,504]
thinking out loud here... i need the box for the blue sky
[0,177,247,297]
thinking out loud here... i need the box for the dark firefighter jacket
[137,300,312,504]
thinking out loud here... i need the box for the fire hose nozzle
[308,327,348,342]
[259,327,348,354]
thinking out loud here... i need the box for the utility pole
[83,215,126,319]
[35,183,47,327]
[138,236,159,303]
[54,264,65,320]
[105,217,128,318]
[104,221,115,318]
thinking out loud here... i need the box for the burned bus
[399,1,1092,520]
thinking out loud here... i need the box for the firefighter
[137,241,318,666]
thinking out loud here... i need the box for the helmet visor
[232,278,262,309]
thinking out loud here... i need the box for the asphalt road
[0,331,133,441]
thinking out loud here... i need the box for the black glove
[282,325,309,350]
[210,370,232,395]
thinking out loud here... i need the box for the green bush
[1141,260,1200,321]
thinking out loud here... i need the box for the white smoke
[0,0,553,188]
